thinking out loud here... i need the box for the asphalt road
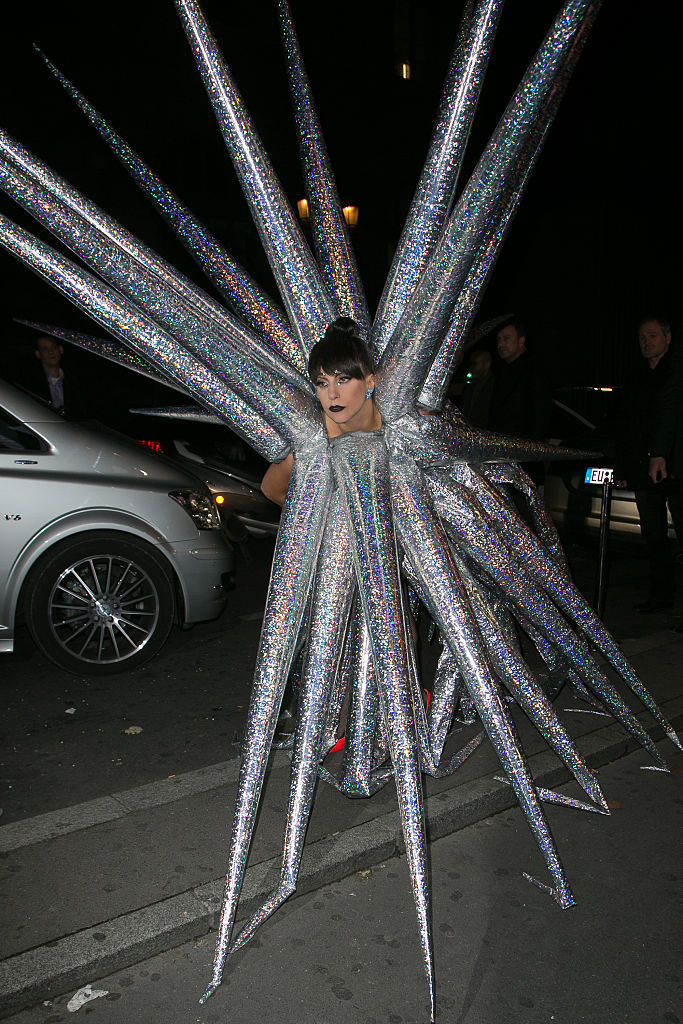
[1,536,679,825]
[3,739,680,1024]
[1,533,682,1023]
[0,535,277,824]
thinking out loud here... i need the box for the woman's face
[314,368,376,433]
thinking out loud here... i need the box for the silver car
[0,380,234,675]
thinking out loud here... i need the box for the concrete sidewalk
[1,627,682,1018]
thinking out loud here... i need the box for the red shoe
[329,735,346,754]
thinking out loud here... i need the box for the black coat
[459,372,494,429]
[18,364,90,421]
[615,350,675,488]
[488,351,552,440]
[651,343,683,477]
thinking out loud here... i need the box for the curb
[1,697,681,1019]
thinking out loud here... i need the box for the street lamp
[296,198,309,221]
[343,205,359,227]
[297,198,358,228]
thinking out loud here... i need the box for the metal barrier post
[594,478,613,617]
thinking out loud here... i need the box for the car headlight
[169,489,221,530]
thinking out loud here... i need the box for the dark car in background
[133,431,280,540]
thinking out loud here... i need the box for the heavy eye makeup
[315,374,351,389]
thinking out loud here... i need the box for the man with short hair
[615,316,683,613]
[28,334,87,420]
[34,335,65,412]
[489,318,552,441]
[495,320,527,365]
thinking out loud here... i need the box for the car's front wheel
[24,533,175,675]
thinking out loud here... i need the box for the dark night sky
[0,0,677,396]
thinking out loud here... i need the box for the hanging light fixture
[342,205,359,227]
[296,197,309,221]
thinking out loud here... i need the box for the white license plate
[584,467,614,484]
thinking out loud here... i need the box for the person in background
[488,317,552,490]
[29,335,87,420]
[615,316,683,613]
[649,321,683,489]
[458,346,493,428]
[34,335,65,411]
[489,318,552,439]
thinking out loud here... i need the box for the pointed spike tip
[523,872,576,909]
[33,44,55,72]
[667,727,682,750]
[578,773,610,813]
[199,982,219,1004]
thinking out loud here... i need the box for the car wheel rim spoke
[48,554,161,664]
[55,583,90,605]
[117,616,153,634]
[76,624,99,656]
[67,567,98,602]
[53,613,90,627]
[110,562,133,597]
[117,579,150,601]
[119,592,155,607]
[103,556,113,596]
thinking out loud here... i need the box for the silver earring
[365,386,375,399]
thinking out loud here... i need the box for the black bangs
[308,330,375,382]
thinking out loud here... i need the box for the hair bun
[327,316,361,337]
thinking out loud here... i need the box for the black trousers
[634,481,683,601]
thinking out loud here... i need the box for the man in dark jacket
[25,335,88,420]
[488,318,552,488]
[615,316,683,612]
[649,328,683,486]
[489,319,552,440]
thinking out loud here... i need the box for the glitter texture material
[417,3,599,409]
[0,213,289,461]
[0,130,313,402]
[175,0,335,358]
[129,406,225,425]
[378,0,600,423]
[37,49,308,379]
[14,319,179,392]
[373,0,504,357]
[331,430,433,1016]
[204,446,333,1001]
[278,0,370,336]
[1,1,678,1019]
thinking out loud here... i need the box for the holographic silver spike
[373,0,504,356]
[378,0,601,422]
[418,3,599,409]
[3,2,675,1020]
[0,214,288,461]
[175,0,335,357]
[277,0,370,336]
[0,130,312,400]
[36,48,308,378]
[14,319,179,392]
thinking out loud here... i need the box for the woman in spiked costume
[0,1,679,1018]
